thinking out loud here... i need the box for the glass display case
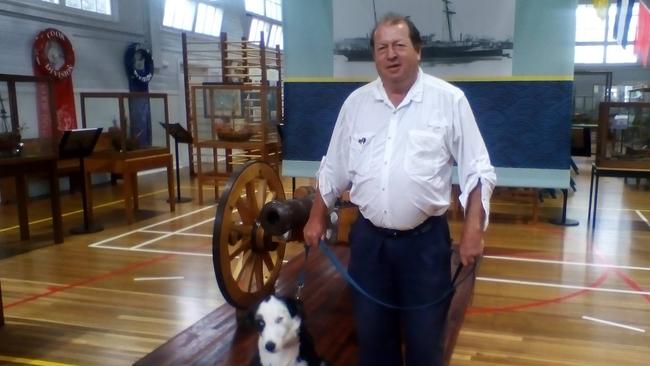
[597,102,650,169]
[80,92,170,158]
[190,83,282,204]
[0,74,57,158]
[192,84,280,145]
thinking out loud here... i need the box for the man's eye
[275,317,283,324]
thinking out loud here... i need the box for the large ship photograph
[333,0,515,77]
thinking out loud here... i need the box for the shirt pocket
[404,129,447,179]
[348,132,376,176]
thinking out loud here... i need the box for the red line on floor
[467,270,609,315]
[613,268,650,303]
[3,253,176,310]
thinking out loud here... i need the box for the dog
[249,294,326,366]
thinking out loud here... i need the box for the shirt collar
[373,68,424,106]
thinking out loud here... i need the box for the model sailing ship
[334,0,511,61]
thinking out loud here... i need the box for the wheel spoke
[254,255,264,290]
[247,255,257,292]
[245,181,259,215]
[235,196,255,225]
[261,251,275,272]
[229,238,248,260]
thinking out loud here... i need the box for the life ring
[124,43,154,84]
[33,28,75,80]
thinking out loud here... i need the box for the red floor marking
[467,270,609,315]
[3,253,176,310]
[613,269,650,303]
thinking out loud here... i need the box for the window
[245,0,281,21]
[575,2,640,64]
[245,0,283,49]
[40,0,112,15]
[162,0,224,37]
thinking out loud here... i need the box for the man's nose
[387,46,397,59]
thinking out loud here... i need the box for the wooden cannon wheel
[212,161,287,309]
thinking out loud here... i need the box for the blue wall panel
[284,81,572,169]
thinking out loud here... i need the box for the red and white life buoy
[33,28,75,80]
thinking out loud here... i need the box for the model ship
[334,0,511,61]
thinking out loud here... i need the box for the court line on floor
[140,229,213,238]
[469,271,609,315]
[89,204,216,247]
[635,210,650,228]
[0,189,168,233]
[477,275,650,296]
[484,255,650,271]
[581,315,646,333]
[131,218,214,250]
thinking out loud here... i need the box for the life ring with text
[124,43,154,84]
[33,28,75,80]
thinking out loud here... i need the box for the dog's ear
[245,295,270,331]
[284,297,305,319]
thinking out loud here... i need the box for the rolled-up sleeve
[316,100,353,208]
[451,94,497,229]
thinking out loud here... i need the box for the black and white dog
[250,295,326,366]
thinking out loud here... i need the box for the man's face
[372,22,420,88]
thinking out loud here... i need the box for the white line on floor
[636,210,650,228]
[89,205,216,247]
[477,276,650,296]
[93,244,212,257]
[140,230,213,238]
[484,255,650,271]
[581,315,646,333]
[131,218,214,250]
[133,276,185,281]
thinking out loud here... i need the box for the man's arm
[458,182,485,266]
[303,188,329,247]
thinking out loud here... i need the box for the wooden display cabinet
[596,102,650,170]
[80,92,175,223]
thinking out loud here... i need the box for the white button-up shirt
[317,69,496,230]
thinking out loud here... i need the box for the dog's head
[251,294,303,354]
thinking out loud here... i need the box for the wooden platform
[135,245,357,366]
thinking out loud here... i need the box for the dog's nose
[265,341,276,352]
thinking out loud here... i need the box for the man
[304,13,496,366]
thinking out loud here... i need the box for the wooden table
[84,150,175,224]
[588,164,650,229]
[0,153,63,243]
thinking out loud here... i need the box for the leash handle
[295,244,310,300]
[319,240,469,311]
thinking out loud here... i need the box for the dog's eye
[275,317,283,324]
[256,319,265,330]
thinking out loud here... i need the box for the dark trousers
[348,215,452,366]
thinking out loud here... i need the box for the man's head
[370,14,422,92]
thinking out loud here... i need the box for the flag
[593,0,609,19]
[613,0,637,48]
[636,0,650,66]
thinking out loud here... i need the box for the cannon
[212,161,478,365]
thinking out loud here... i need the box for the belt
[364,215,443,238]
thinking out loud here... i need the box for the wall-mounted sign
[33,28,78,134]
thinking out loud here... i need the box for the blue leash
[311,239,469,310]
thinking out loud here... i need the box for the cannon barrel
[259,195,314,236]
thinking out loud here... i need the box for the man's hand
[303,215,326,248]
[458,229,483,266]
[302,190,329,247]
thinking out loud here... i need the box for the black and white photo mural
[333,0,516,78]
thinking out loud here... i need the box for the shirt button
[387,136,392,140]
[384,161,388,165]
[382,188,385,191]
[383,210,387,214]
